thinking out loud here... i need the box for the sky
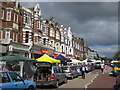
[20,2,118,58]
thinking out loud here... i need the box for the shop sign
[53,54,58,57]
[40,49,48,54]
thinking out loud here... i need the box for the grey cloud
[20,2,118,57]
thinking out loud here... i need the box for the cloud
[20,2,118,57]
[92,45,118,57]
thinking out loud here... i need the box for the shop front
[32,45,54,59]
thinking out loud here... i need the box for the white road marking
[85,72,99,89]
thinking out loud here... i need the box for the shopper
[80,64,86,79]
[101,62,104,73]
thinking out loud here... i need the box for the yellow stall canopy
[36,54,60,63]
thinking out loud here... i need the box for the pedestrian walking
[104,64,108,73]
[80,64,86,79]
[101,62,104,73]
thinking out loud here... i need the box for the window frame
[0,30,3,39]
[6,29,10,39]
[16,14,18,23]
[11,33,14,42]
[25,31,29,43]
[2,9,4,19]
[6,9,11,21]
[13,13,16,22]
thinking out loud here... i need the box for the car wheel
[54,80,59,88]
[28,86,35,90]
[64,77,67,83]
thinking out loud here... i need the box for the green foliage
[83,55,87,60]
[93,56,99,60]
[114,52,120,60]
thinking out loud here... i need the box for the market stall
[55,54,71,65]
[36,54,60,63]
[0,54,36,79]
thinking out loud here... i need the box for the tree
[93,56,99,60]
[113,52,120,60]
[82,55,87,60]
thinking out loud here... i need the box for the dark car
[95,62,101,69]
[61,65,78,79]
[33,62,67,88]
[114,72,120,89]
[111,62,120,77]
[0,71,36,90]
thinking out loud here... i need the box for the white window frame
[16,33,18,42]
[56,31,59,39]
[12,33,14,42]
[6,29,10,39]
[0,30,3,39]
[6,9,11,21]
[38,21,41,29]
[14,13,16,22]
[52,30,55,37]
[2,9,4,19]
[16,14,18,23]
[50,29,53,37]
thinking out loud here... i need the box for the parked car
[33,62,67,88]
[0,71,36,90]
[95,62,101,69]
[60,65,78,79]
[74,65,82,76]
[87,63,95,71]
[111,62,120,77]
[114,72,120,89]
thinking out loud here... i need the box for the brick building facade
[0,1,98,60]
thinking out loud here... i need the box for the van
[33,62,67,88]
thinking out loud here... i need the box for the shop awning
[55,54,72,64]
[36,54,60,63]
[0,54,36,61]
